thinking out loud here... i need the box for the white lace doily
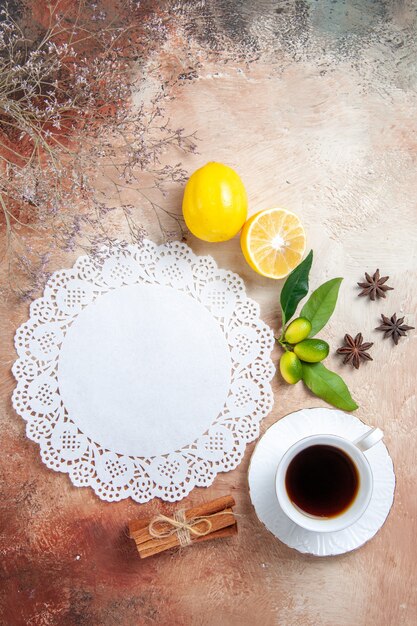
[12,240,275,502]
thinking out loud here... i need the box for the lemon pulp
[241,208,306,279]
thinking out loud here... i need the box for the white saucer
[248,408,395,556]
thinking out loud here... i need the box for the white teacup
[275,427,384,532]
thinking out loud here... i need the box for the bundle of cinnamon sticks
[129,495,237,558]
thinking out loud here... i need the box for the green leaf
[301,277,343,337]
[301,362,358,411]
[280,250,313,327]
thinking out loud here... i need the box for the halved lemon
[240,208,306,279]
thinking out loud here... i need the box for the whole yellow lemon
[182,162,248,242]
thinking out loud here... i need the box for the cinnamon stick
[138,523,238,559]
[129,495,235,534]
[129,495,237,558]
[132,508,235,556]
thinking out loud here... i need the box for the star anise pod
[336,333,373,369]
[357,269,393,301]
[376,313,415,345]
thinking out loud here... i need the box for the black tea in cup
[285,444,359,518]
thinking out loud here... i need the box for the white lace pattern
[12,240,275,502]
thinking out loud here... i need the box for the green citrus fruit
[279,351,303,384]
[294,339,329,363]
[284,317,312,344]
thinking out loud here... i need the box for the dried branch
[0,0,198,298]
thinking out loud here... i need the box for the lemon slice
[241,208,306,279]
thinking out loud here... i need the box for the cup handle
[353,427,384,452]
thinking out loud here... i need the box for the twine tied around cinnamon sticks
[129,495,237,558]
[148,509,229,547]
